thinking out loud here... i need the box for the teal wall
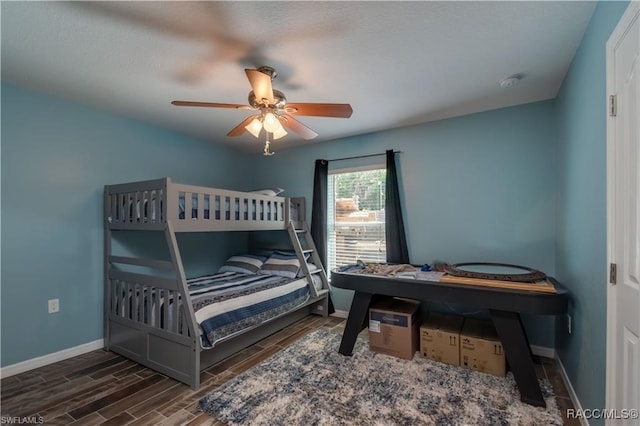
[2,7,630,412]
[0,84,252,366]
[554,0,629,418]
[250,101,558,347]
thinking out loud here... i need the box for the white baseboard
[0,339,104,378]
[331,309,349,319]
[556,356,587,426]
[531,344,556,359]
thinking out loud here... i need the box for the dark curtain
[385,150,410,264]
[311,159,335,314]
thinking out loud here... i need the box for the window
[327,166,387,273]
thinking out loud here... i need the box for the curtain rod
[326,150,402,162]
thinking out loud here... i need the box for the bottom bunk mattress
[187,272,317,348]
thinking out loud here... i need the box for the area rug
[199,328,562,425]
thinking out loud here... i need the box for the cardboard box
[460,318,506,376]
[420,312,464,366]
[369,298,420,360]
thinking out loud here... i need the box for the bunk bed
[104,177,330,389]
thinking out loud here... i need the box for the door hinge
[609,94,617,117]
[610,263,617,285]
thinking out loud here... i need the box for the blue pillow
[259,253,302,279]
[218,254,267,275]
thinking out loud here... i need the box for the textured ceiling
[1,1,595,153]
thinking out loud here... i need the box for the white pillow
[249,188,284,196]
[297,262,320,278]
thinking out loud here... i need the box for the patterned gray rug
[199,328,562,425]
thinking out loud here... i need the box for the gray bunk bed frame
[104,177,330,389]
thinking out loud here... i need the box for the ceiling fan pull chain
[263,139,275,156]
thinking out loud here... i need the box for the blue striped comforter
[187,272,310,348]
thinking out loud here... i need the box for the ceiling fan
[171,66,353,155]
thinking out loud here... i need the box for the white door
[606,2,640,423]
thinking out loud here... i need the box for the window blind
[327,167,387,273]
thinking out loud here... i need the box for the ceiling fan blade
[280,114,318,140]
[245,69,274,104]
[284,103,353,118]
[172,101,252,109]
[227,115,259,137]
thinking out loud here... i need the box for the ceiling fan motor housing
[248,89,287,109]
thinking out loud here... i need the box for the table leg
[338,291,374,356]
[490,309,545,407]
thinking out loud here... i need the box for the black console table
[331,270,568,408]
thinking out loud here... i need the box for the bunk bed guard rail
[104,177,303,232]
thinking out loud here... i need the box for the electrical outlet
[48,298,60,314]
[567,314,572,334]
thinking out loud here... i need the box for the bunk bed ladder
[287,221,330,301]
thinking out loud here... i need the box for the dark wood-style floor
[1,315,577,425]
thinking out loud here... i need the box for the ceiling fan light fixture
[262,112,282,133]
[272,126,288,140]
[245,117,262,138]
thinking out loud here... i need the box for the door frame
[605,0,640,413]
